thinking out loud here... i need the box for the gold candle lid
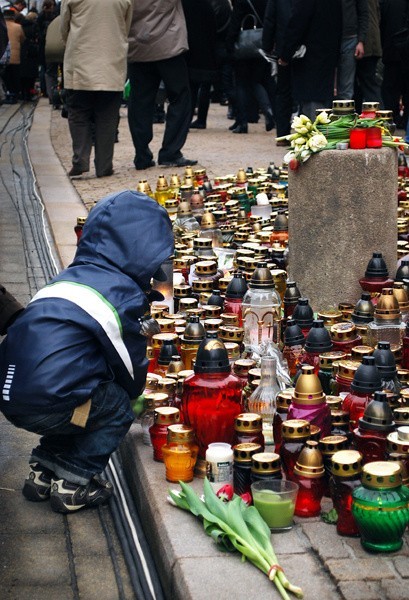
[293,365,326,405]
[330,322,357,341]
[152,333,179,349]
[233,358,256,378]
[282,419,311,440]
[177,369,194,380]
[326,395,343,410]
[319,352,347,369]
[248,367,261,383]
[276,388,294,411]
[294,440,325,478]
[156,378,177,395]
[156,174,169,190]
[317,309,343,326]
[400,387,409,402]
[218,325,244,343]
[218,277,233,292]
[234,413,263,433]
[387,431,409,455]
[146,392,169,409]
[397,369,409,385]
[167,423,195,443]
[203,318,223,331]
[166,355,185,376]
[393,406,409,426]
[350,345,374,361]
[309,425,321,441]
[375,288,401,319]
[202,305,222,318]
[195,260,217,276]
[156,318,175,333]
[77,216,87,226]
[331,449,363,477]
[233,443,262,462]
[361,461,402,489]
[251,452,281,475]
[179,298,199,312]
[331,409,350,426]
[150,306,164,320]
[224,342,240,360]
[154,406,180,425]
[192,280,214,293]
[338,302,355,319]
[318,435,348,456]
[145,373,162,390]
[174,284,192,298]
[337,360,359,380]
[221,313,239,326]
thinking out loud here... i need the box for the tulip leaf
[202,478,229,522]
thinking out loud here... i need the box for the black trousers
[127,55,191,165]
[65,89,122,176]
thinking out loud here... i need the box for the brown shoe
[276,139,290,147]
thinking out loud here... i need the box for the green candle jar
[352,461,409,552]
[251,479,299,531]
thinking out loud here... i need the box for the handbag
[233,0,263,60]
[45,15,65,64]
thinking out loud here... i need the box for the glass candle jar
[280,419,311,480]
[233,442,262,495]
[352,461,409,552]
[162,424,199,483]
[349,127,367,149]
[288,365,332,438]
[329,449,363,537]
[273,388,293,453]
[293,441,326,517]
[318,352,346,394]
[366,126,382,148]
[232,413,265,449]
[318,435,349,496]
[247,356,280,446]
[149,406,180,461]
[141,393,169,446]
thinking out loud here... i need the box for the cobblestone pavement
[1,99,409,600]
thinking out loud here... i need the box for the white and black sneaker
[49,474,113,513]
[22,462,54,502]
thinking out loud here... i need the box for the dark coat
[262,0,294,56]
[182,0,218,81]
[380,0,409,63]
[280,0,342,103]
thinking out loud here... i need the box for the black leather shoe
[69,166,88,177]
[265,111,275,132]
[134,160,155,170]
[228,121,238,131]
[231,124,248,134]
[159,156,198,167]
[190,120,206,129]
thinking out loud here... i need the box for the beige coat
[5,19,25,65]
[128,0,188,63]
[60,0,132,91]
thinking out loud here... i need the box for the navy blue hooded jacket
[0,190,174,416]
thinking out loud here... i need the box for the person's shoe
[231,124,248,134]
[265,111,275,132]
[69,166,88,178]
[22,463,54,502]
[228,121,238,131]
[134,159,155,170]
[50,475,113,513]
[190,120,206,129]
[276,139,290,147]
[97,169,114,178]
[159,156,198,167]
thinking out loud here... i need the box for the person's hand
[355,42,365,59]
[278,58,289,67]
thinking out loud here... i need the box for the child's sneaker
[22,462,54,502]
[50,475,113,513]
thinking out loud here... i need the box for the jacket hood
[71,190,174,290]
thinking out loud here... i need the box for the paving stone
[345,535,409,559]
[301,521,350,560]
[325,558,395,582]
[270,525,309,554]
[74,553,124,600]
[1,585,74,600]
[382,579,409,600]
[338,580,381,600]
[0,491,63,534]
[0,534,71,586]
[393,555,409,578]
[278,553,341,599]
[68,509,111,556]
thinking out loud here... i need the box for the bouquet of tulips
[168,478,303,599]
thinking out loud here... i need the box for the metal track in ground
[0,101,164,600]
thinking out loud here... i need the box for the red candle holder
[349,128,367,149]
[366,126,382,148]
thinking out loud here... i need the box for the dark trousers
[355,56,382,106]
[275,64,293,137]
[65,89,122,176]
[233,58,274,126]
[190,81,212,124]
[5,382,134,485]
[3,64,21,96]
[382,61,409,129]
[127,55,191,165]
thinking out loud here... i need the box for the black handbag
[233,0,263,60]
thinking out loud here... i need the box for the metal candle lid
[319,352,347,369]
[330,322,358,342]
[317,309,343,326]
[233,443,262,463]
[251,452,281,475]
[293,365,326,405]
[294,441,325,478]
[326,396,343,410]
[218,325,244,343]
[393,407,409,426]
[331,409,350,426]
[331,450,363,477]
[234,413,263,433]
[174,284,192,298]
[167,423,195,443]
[146,393,169,410]
[361,461,402,489]
[152,333,179,349]
[195,260,217,276]
[181,315,205,342]
[350,345,374,361]
[249,262,275,289]
[154,406,180,425]
[192,280,214,293]
[337,359,359,380]
[282,419,311,440]
[375,288,401,319]
[387,430,409,455]
[332,99,355,115]
[352,292,375,324]
[233,359,257,378]
[156,378,177,395]
[318,435,348,456]
[194,333,230,373]
[276,388,294,411]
